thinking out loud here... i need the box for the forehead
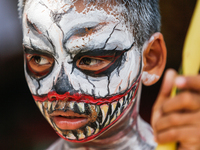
[24,0,124,19]
[23,0,134,56]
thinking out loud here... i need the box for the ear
[142,32,167,86]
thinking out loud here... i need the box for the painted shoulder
[137,115,157,148]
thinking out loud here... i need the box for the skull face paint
[22,0,143,143]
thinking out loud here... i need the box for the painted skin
[20,1,200,149]
[22,0,156,149]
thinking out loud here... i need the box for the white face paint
[22,0,143,143]
[142,71,159,85]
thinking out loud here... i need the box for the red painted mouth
[32,76,141,105]
[34,76,141,143]
[56,95,136,143]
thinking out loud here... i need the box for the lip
[50,111,89,130]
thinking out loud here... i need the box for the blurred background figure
[0,0,196,149]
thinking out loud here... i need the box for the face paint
[22,0,143,143]
[142,71,159,85]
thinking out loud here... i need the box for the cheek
[73,50,142,97]
[25,61,62,95]
[33,80,139,143]
[108,50,142,95]
[24,69,38,95]
[68,68,99,95]
[24,65,39,95]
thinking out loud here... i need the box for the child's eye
[33,56,50,65]
[26,54,54,77]
[79,57,102,66]
[76,56,114,71]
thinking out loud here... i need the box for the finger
[158,69,177,99]
[175,75,200,92]
[178,143,200,150]
[162,91,200,113]
[151,69,177,127]
[178,142,200,150]
[155,111,200,132]
[156,126,200,144]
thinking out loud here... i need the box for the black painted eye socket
[26,53,55,78]
[76,56,114,72]
[23,45,55,78]
[80,57,93,65]
[74,50,125,77]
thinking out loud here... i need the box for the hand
[151,69,200,150]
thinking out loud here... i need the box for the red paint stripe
[94,52,124,74]
[55,84,139,143]
[33,76,141,105]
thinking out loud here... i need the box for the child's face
[22,0,143,142]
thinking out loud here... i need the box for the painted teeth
[77,102,85,113]
[35,83,137,141]
[77,130,85,140]
[95,105,100,115]
[124,94,129,102]
[100,104,109,125]
[84,103,90,115]
[51,101,57,110]
[104,114,110,127]
[52,121,62,134]
[123,100,128,108]
[48,101,52,112]
[56,100,66,110]
[89,104,96,112]
[36,101,43,115]
[66,131,76,140]
[119,98,123,107]
[43,101,48,109]
[111,101,117,116]
[86,126,94,137]
[116,106,121,117]
[38,85,135,117]
[74,102,81,114]
[110,113,117,123]
[94,121,100,134]
[69,101,75,110]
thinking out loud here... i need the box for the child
[18,0,200,149]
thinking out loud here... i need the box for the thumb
[151,69,177,129]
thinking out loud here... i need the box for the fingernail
[175,76,186,87]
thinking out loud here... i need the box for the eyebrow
[27,17,42,34]
[23,41,56,59]
[26,16,56,54]
[63,22,106,47]
[69,40,135,59]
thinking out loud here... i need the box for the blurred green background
[0,1,197,149]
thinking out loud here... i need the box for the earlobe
[142,32,167,86]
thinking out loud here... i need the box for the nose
[53,65,74,95]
